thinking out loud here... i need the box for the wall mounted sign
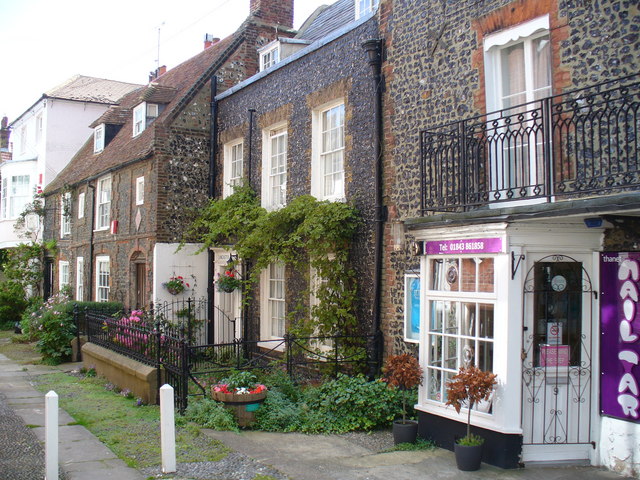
[424,237,504,255]
[600,252,640,423]
[540,344,569,367]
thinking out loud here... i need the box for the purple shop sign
[600,252,640,423]
[425,237,504,255]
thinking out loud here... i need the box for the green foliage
[0,281,28,328]
[387,438,435,451]
[33,293,76,364]
[183,398,239,431]
[258,369,301,402]
[299,374,402,433]
[14,193,46,242]
[221,370,259,391]
[2,241,54,297]
[254,389,302,432]
[456,433,484,446]
[189,184,360,336]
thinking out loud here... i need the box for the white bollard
[45,391,58,480]
[160,384,176,473]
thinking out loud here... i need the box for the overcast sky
[0,0,332,122]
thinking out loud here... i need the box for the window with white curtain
[96,256,110,302]
[262,125,287,210]
[262,263,285,338]
[1,175,31,219]
[96,176,111,230]
[59,261,70,289]
[76,257,84,301]
[312,102,345,201]
[223,140,243,198]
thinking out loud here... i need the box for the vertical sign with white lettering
[600,252,640,422]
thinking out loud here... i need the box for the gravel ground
[141,430,394,480]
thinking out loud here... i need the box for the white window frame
[95,176,111,230]
[133,103,159,137]
[135,176,144,205]
[59,260,70,289]
[311,101,345,201]
[259,43,280,71]
[76,256,84,301]
[260,262,285,340]
[424,255,497,408]
[483,16,551,196]
[223,139,244,198]
[94,124,105,153]
[1,175,31,219]
[60,192,71,237]
[355,0,379,19]
[261,124,287,210]
[96,256,110,302]
[78,192,85,219]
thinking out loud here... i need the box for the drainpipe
[208,76,218,343]
[247,109,256,184]
[87,182,96,302]
[362,39,384,376]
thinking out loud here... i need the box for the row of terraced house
[1,0,639,474]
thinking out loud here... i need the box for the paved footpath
[0,353,143,480]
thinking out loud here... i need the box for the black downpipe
[87,183,96,302]
[247,109,256,184]
[207,76,219,343]
[362,39,384,376]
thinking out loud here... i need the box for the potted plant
[216,270,241,293]
[383,353,423,444]
[445,365,497,471]
[163,275,189,295]
[211,371,267,427]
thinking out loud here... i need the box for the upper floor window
[78,192,85,219]
[262,125,287,210]
[1,175,31,219]
[94,124,105,153]
[135,176,145,205]
[355,0,379,19]
[223,139,243,198]
[96,176,111,230]
[484,16,551,112]
[133,102,159,136]
[260,43,280,71]
[312,102,345,201]
[60,192,71,237]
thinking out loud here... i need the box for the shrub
[35,293,76,364]
[299,374,402,433]
[0,281,28,329]
[254,389,302,432]
[183,398,239,431]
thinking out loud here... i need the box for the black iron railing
[420,75,640,212]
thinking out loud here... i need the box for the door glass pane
[533,261,583,366]
[444,336,458,369]
[430,300,444,332]
[427,369,441,401]
[479,303,494,338]
[430,335,442,367]
[445,301,458,334]
[478,340,493,372]
[531,35,552,99]
[500,42,526,109]
[461,302,476,336]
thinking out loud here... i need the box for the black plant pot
[393,419,418,445]
[454,442,483,471]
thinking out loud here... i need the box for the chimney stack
[0,116,10,152]
[204,34,220,50]
[148,65,167,83]
[249,0,293,28]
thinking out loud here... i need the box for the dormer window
[94,124,105,153]
[133,102,159,136]
[259,43,280,71]
[355,0,379,19]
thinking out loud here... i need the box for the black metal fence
[420,75,640,212]
[80,300,378,412]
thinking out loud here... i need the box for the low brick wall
[81,343,160,405]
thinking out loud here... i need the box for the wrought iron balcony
[420,75,640,213]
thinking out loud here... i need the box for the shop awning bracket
[511,251,525,280]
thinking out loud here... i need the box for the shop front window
[426,256,495,405]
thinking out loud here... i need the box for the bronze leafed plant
[383,354,423,423]
[445,365,497,444]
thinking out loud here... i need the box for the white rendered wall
[153,243,208,304]
[599,417,640,477]
[0,159,37,248]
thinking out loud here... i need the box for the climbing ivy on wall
[188,183,360,335]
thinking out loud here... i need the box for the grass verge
[31,371,229,469]
[0,329,43,364]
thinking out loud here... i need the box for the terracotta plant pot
[211,389,267,427]
[454,442,483,471]
[392,419,418,445]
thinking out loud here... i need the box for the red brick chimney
[250,0,293,28]
[204,34,220,50]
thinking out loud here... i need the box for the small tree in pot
[383,353,423,444]
[445,365,497,471]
